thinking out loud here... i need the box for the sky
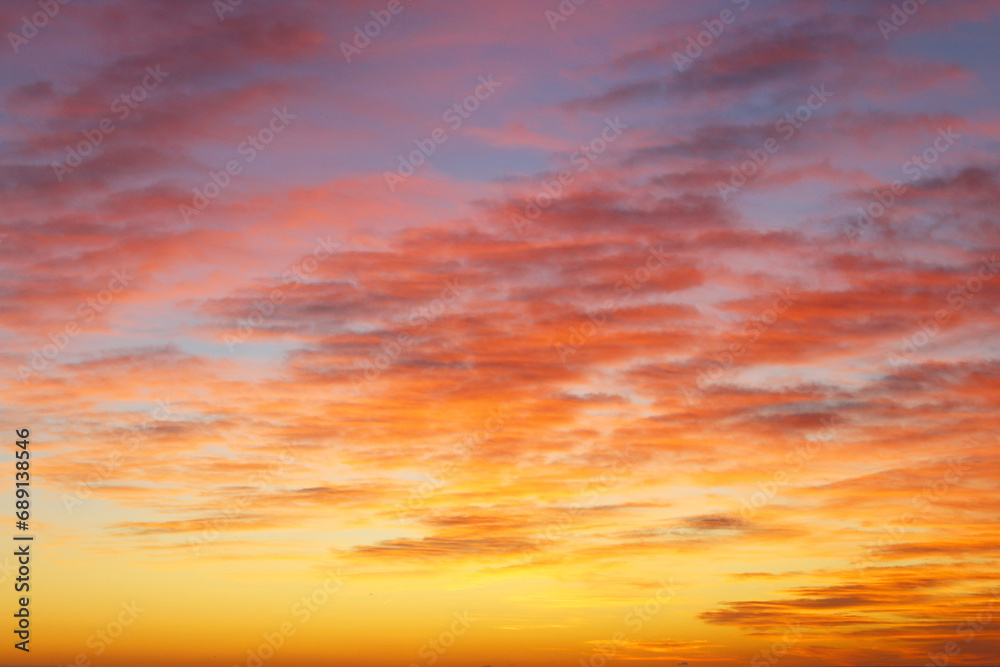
[1,0,1000,665]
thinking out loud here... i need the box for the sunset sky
[2,0,1000,665]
